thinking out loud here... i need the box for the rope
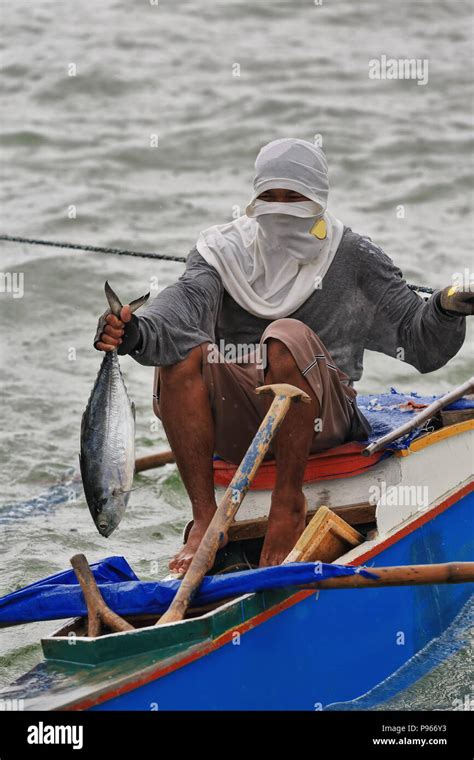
[0,234,186,263]
[0,234,435,293]
[408,284,435,294]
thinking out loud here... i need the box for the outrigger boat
[1,382,473,711]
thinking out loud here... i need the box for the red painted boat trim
[213,442,384,489]
[66,481,473,711]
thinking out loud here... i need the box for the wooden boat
[2,404,472,711]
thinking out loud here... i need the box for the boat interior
[49,498,374,639]
[50,407,473,640]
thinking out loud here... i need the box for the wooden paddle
[70,554,134,637]
[157,383,311,625]
[135,449,175,473]
[306,561,474,589]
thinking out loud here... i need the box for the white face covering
[197,138,344,319]
[248,200,322,219]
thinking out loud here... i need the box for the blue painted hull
[91,490,473,710]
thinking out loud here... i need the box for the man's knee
[262,317,317,344]
[265,337,298,375]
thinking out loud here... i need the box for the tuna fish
[80,282,149,537]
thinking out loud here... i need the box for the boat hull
[87,486,473,711]
[2,424,472,711]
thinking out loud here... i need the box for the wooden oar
[362,376,474,457]
[70,554,134,637]
[157,382,311,625]
[135,450,175,473]
[306,561,474,589]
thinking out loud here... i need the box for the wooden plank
[440,409,474,426]
[227,501,375,542]
[285,507,364,564]
[328,502,376,526]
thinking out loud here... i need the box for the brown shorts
[153,318,367,465]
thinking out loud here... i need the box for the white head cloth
[196,138,344,319]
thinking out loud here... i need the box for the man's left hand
[440,286,474,316]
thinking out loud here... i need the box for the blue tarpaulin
[8,556,140,591]
[0,556,376,625]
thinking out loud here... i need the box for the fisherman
[94,138,472,570]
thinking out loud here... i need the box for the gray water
[0,0,472,703]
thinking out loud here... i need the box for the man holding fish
[94,138,472,571]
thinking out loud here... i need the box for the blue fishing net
[357,388,474,451]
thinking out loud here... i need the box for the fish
[80,281,149,537]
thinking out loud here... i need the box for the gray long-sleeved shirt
[130,228,466,381]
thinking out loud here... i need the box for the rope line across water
[0,234,186,263]
[0,234,435,293]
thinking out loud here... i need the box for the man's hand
[440,286,474,317]
[94,305,132,352]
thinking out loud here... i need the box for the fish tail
[104,281,123,317]
[104,281,150,317]
[129,292,150,313]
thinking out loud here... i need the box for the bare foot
[168,518,228,575]
[168,522,208,575]
[259,492,307,567]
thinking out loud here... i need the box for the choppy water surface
[0,0,472,702]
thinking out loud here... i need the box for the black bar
[0,709,471,757]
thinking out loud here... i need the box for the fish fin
[80,408,89,440]
[112,486,139,496]
[78,453,88,499]
[131,401,136,421]
[129,292,150,314]
[104,281,123,318]
[105,281,149,317]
